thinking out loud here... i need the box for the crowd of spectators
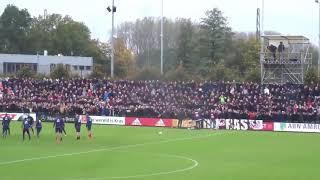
[1,78,320,123]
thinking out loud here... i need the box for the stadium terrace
[1,78,320,123]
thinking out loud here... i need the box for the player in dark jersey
[53,116,63,143]
[27,114,35,135]
[85,114,93,139]
[74,114,82,140]
[7,115,11,135]
[61,117,67,136]
[4,113,12,136]
[35,119,42,138]
[177,109,185,128]
[22,117,31,141]
[2,113,10,138]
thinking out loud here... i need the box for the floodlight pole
[111,0,115,78]
[160,0,164,75]
[261,0,264,37]
[317,0,320,78]
[260,0,265,83]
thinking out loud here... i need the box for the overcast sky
[0,0,318,44]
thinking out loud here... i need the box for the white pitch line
[0,132,227,166]
[68,154,199,180]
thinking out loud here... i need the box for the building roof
[0,53,93,66]
[262,35,309,43]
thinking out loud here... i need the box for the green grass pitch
[0,122,319,180]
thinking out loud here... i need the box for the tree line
[0,4,318,82]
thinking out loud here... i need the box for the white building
[0,53,93,77]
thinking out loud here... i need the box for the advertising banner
[262,122,274,131]
[172,119,196,128]
[274,122,320,133]
[80,115,125,125]
[0,112,36,121]
[203,119,217,129]
[125,117,173,127]
[42,116,75,123]
[215,119,273,131]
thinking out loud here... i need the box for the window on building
[86,66,91,70]
[73,66,78,70]
[7,63,14,73]
[33,64,38,72]
[3,62,38,74]
[50,64,56,72]
[16,64,20,71]
[79,66,84,70]
[65,64,70,71]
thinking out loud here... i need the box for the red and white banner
[215,119,273,131]
[80,115,125,125]
[125,117,173,127]
[0,112,37,121]
[262,122,274,131]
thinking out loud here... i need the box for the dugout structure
[260,35,312,84]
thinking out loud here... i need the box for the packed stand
[0,78,320,123]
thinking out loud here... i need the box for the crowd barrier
[1,112,320,133]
